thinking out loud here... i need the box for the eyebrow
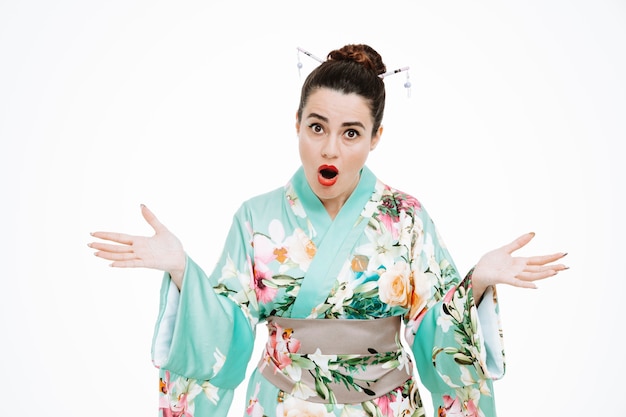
[306,112,366,129]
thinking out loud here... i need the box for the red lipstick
[318,165,338,186]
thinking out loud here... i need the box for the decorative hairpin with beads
[297,46,411,97]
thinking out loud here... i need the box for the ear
[370,125,383,151]
[295,111,301,134]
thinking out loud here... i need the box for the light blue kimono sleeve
[406,212,505,416]
[151,205,257,389]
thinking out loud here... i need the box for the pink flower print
[374,391,395,417]
[159,371,174,416]
[437,394,478,417]
[171,393,194,417]
[246,383,265,417]
[443,286,456,304]
[254,234,279,265]
[378,212,399,240]
[159,371,201,417]
[438,395,462,417]
[253,219,288,264]
[465,399,479,417]
[251,262,278,303]
[266,323,301,370]
[399,193,421,211]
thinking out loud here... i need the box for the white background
[1,1,624,415]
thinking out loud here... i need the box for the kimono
[151,166,505,417]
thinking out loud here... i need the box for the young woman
[89,44,567,417]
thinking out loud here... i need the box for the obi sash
[257,315,413,404]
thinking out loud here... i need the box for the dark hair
[297,44,387,136]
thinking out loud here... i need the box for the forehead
[303,88,373,125]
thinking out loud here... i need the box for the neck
[319,175,360,219]
[320,198,346,220]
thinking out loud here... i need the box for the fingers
[510,278,538,290]
[93,250,138,262]
[89,231,135,245]
[109,260,146,268]
[527,252,568,266]
[88,241,133,253]
[516,269,558,282]
[524,263,568,274]
[140,204,167,233]
[503,232,535,254]
[513,262,568,287]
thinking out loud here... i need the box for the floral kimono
[151,166,505,417]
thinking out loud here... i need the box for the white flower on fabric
[286,187,307,219]
[417,234,440,276]
[412,269,437,311]
[478,379,492,397]
[290,382,318,401]
[459,367,492,397]
[357,227,403,270]
[212,347,226,375]
[396,348,412,374]
[239,303,259,327]
[254,219,287,265]
[246,383,265,417]
[427,256,441,279]
[459,366,476,386]
[460,384,486,411]
[440,374,462,388]
[284,363,303,382]
[284,228,316,271]
[309,348,337,378]
[201,380,220,405]
[281,395,334,416]
[169,376,203,414]
[437,311,454,333]
[328,281,354,315]
[362,199,379,219]
[411,217,425,260]
[219,255,238,283]
[268,218,287,243]
[388,389,411,416]
[338,403,368,417]
[396,210,414,249]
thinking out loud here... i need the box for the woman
[89,44,567,417]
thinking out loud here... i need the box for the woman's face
[296,87,382,215]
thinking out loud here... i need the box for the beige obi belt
[257,316,413,404]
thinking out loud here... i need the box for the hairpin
[296,46,412,97]
[379,66,410,79]
[297,47,324,64]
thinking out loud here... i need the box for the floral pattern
[153,167,504,417]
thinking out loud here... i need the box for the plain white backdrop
[1,1,624,415]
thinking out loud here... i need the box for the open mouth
[318,165,338,186]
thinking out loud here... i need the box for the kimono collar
[291,165,377,230]
[289,165,377,318]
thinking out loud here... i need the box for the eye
[344,129,360,140]
[308,123,324,135]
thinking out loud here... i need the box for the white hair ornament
[296,46,411,97]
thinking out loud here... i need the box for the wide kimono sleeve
[404,209,505,416]
[150,203,259,415]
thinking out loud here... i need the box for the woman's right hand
[88,204,186,289]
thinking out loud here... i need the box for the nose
[321,136,339,159]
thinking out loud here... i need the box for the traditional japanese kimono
[152,166,505,417]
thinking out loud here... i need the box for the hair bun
[327,44,387,76]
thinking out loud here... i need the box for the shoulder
[233,184,286,219]
[376,179,426,214]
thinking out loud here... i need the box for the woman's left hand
[471,232,568,303]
